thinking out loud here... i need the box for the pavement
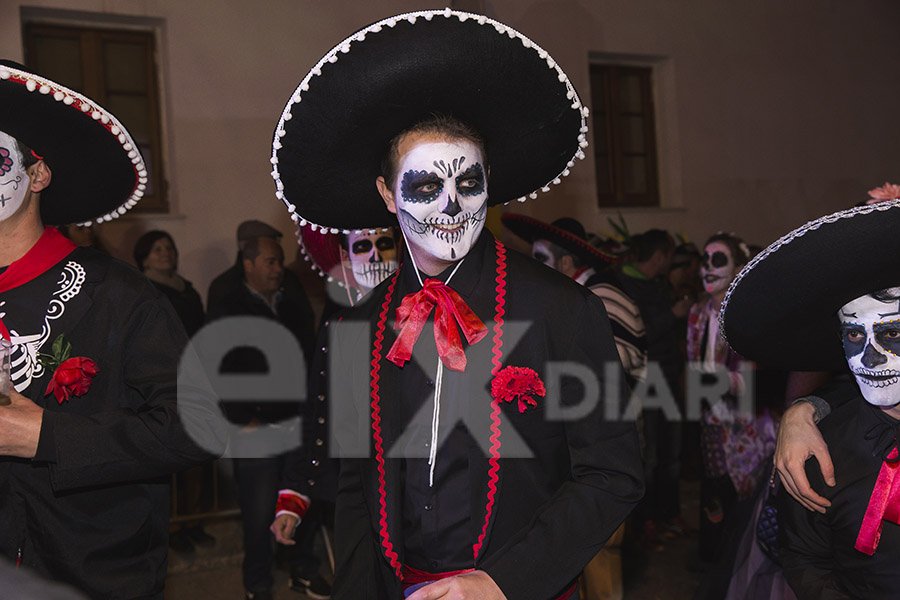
[163,480,703,600]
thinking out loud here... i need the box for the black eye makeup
[374,236,395,251]
[455,163,485,197]
[352,239,374,254]
[401,170,443,204]
[840,321,867,358]
[874,321,900,356]
[702,251,729,269]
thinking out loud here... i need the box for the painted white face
[839,293,900,408]
[393,139,488,264]
[532,239,557,269]
[345,231,399,293]
[701,241,736,296]
[0,131,30,222]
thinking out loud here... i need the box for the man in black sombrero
[0,61,223,598]
[501,214,647,386]
[268,10,643,600]
[721,199,900,598]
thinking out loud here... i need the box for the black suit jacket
[0,247,224,598]
[328,231,644,599]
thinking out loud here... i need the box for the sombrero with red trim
[0,60,147,225]
[271,9,588,233]
[501,213,618,265]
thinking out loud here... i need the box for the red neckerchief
[386,277,488,373]
[855,445,900,555]
[0,227,77,340]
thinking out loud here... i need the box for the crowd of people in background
[69,210,796,600]
[6,9,899,598]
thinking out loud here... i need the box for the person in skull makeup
[0,60,223,598]
[270,11,643,600]
[687,233,778,561]
[721,199,900,599]
[340,228,401,297]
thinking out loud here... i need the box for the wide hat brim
[0,61,146,225]
[296,223,350,286]
[272,10,588,233]
[721,199,900,371]
[501,213,617,266]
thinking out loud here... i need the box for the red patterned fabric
[474,240,507,562]
[855,446,900,555]
[386,278,488,372]
[371,270,403,579]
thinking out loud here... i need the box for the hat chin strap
[400,227,466,487]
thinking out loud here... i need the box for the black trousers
[233,455,321,593]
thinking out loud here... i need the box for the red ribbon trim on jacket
[386,278,488,372]
[855,446,900,555]
[0,227,77,341]
[371,241,509,581]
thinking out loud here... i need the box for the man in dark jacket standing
[267,11,644,600]
[0,60,224,598]
[207,235,325,600]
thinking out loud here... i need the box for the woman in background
[133,229,212,554]
[133,230,204,337]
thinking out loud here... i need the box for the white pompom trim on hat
[0,64,147,224]
[270,9,589,235]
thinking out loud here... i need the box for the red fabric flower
[491,366,546,413]
[45,357,99,404]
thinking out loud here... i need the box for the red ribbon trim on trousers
[386,278,488,372]
[855,446,900,555]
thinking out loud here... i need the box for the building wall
[2,0,898,294]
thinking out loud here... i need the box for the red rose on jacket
[46,357,99,404]
[491,366,546,413]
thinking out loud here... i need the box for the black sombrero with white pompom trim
[271,9,588,234]
[0,60,147,225]
[720,199,900,372]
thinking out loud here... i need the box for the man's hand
[775,401,834,513]
[406,570,507,600]
[0,387,43,458]
[270,513,299,545]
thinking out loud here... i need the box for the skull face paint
[0,132,29,222]
[701,241,736,297]
[531,239,557,269]
[345,230,399,293]
[393,139,488,265]
[839,293,900,408]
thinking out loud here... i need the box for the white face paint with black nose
[0,131,29,222]
[393,140,488,264]
[345,231,399,293]
[839,293,900,408]
[701,241,736,296]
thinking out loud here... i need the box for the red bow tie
[856,446,900,555]
[386,278,488,372]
